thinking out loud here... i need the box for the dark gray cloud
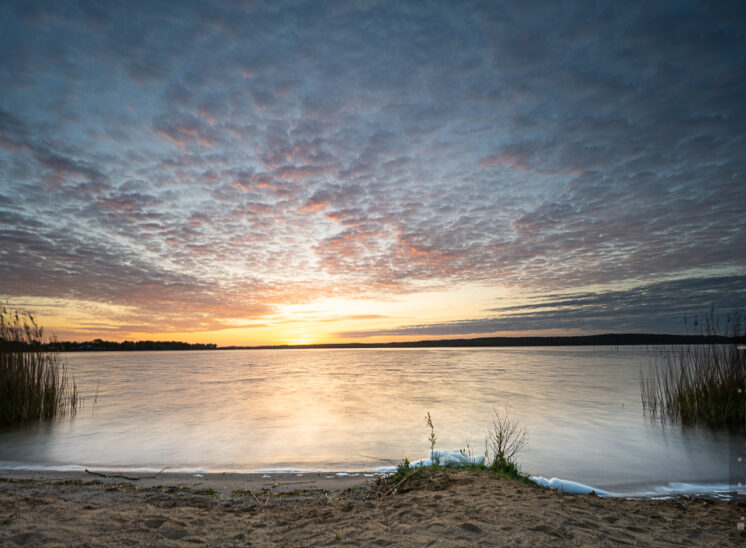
[1,0,744,337]
[337,276,746,338]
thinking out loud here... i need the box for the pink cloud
[479,150,530,171]
[156,129,185,146]
[199,110,217,126]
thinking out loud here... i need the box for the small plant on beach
[460,441,473,459]
[384,408,533,495]
[640,310,745,428]
[426,412,437,453]
[485,406,528,477]
[390,457,411,484]
[0,306,79,426]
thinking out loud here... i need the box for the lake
[0,347,739,495]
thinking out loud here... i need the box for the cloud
[336,276,746,338]
[1,1,745,338]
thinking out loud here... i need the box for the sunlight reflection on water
[0,347,738,490]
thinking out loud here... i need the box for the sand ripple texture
[1,470,743,546]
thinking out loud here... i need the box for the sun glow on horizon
[3,284,520,346]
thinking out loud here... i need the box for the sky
[0,0,744,345]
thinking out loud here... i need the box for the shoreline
[1,468,743,546]
[48,332,746,351]
[0,466,737,500]
[0,468,376,497]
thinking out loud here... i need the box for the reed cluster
[641,312,745,428]
[0,306,79,427]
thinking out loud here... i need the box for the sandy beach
[1,468,743,546]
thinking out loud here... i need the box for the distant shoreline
[50,333,745,351]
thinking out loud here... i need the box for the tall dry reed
[0,306,79,426]
[640,311,745,428]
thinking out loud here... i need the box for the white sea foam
[530,476,737,498]
[430,449,485,467]
[531,476,614,497]
[375,466,397,472]
[646,482,734,497]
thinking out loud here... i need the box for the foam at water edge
[375,466,397,472]
[531,476,737,498]
[646,482,735,497]
[531,476,614,497]
[0,460,735,497]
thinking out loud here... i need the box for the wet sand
[1,468,743,546]
[0,468,375,497]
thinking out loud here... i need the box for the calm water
[0,347,739,493]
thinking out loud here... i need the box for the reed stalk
[0,306,79,426]
[640,311,745,428]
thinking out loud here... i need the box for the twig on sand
[356,454,398,465]
[85,466,170,481]
[384,468,419,497]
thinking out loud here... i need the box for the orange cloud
[479,151,530,171]
[156,129,185,146]
[298,200,330,213]
[199,110,217,126]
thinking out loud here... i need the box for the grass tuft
[640,310,746,428]
[485,405,528,476]
[389,457,411,484]
[0,306,79,427]
[386,407,532,493]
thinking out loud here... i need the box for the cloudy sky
[1,0,744,345]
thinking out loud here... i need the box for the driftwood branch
[379,467,419,498]
[85,465,170,481]
[356,454,398,465]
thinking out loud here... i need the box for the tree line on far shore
[47,332,746,352]
[46,339,217,351]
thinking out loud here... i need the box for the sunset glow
[1,1,744,345]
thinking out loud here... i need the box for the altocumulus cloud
[0,0,744,337]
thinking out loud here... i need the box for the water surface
[0,347,738,494]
